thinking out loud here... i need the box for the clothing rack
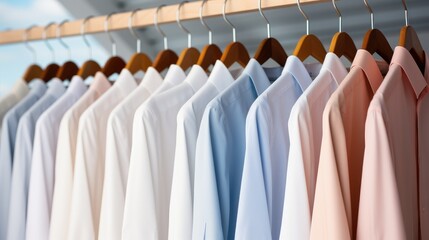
[0,0,328,45]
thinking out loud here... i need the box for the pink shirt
[310,50,385,240]
[357,47,429,240]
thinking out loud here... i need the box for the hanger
[293,0,327,63]
[361,0,393,63]
[196,0,222,71]
[102,12,126,78]
[125,9,152,74]
[220,0,250,68]
[399,0,425,73]
[152,5,179,73]
[175,1,200,71]
[56,20,79,81]
[22,25,44,83]
[77,16,101,79]
[329,0,357,62]
[254,0,288,66]
[40,22,60,82]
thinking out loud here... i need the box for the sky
[0,0,108,96]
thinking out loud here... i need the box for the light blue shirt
[193,59,283,240]
[235,56,321,240]
[0,79,46,240]
[7,79,65,240]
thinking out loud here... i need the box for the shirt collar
[46,78,66,98]
[185,65,208,93]
[322,52,348,86]
[90,72,111,94]
[209,61,236,92]
[164,64,187,85]
[351,49,384,94]
[11,79,29,98]
[28,79,47,97]
[141,67,163,94]
[390,46,428,98]
[243,58,279,96]
[114,68,139,95]
[284,56,317,92]
[68,76,87,95]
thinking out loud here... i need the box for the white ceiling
[58,0,429,60]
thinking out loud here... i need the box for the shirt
[49,73,111,240]
[7,79,65,240]
[0,79,29,136]
[193,59,283,240]
[236,56,321,240]
[122,64,186,239]
[310,50,384,240]
[357,47,429,240]
[0,80,46,240]
[124,65,206,240]
[68,69,137,240]
[25,77,87,240]
[98,68,163,240]
[280,53,347,240]
[169,61,242,240]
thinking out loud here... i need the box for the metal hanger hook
[177,1,192,48]
[258,0,271,38]
[57,20,71,60]
[154,5,168,50]
[24,25,38,63]
[223,0,236,42]
[332,0,342,32]
[81,16,94,59]
[200,0,213,45]
[297,0,310,35]
[363,0,375,29]
[402,0,408,26]
[43,22,56,62]
[129,8,143,53]
[105,12,117,56]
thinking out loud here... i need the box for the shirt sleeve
[280,103,313,239]
[192,106,224,240]
[122,109,158,239]
[235,104,272,239]
[356,108,406,239]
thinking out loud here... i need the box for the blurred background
[1,0,429,96]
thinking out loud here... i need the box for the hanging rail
[0,0,329,45]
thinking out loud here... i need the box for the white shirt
[235,56,320,240]
[0,79,29,137]
[25,76,87,240]
[7,79,65,240]
[168,61,241,240]
[68,69,137,240]
[123,65,207,240]
[49,73,111,240]
[98,68,163,240]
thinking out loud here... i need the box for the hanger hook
[81,16,93,59]
[223,0,236,42]
[177,1,192,48]
[24,25,38,63]
[43,22,56,62]
[200,0,213,45]
[105,12,117,56]
[154,5,168,50]
[332,0,342,32]
[296,0,310,35]
[402,0,408,26]
[363,0,374,29]
[258,0,271,38]
[129,8,143,53]
[57,20,71,60]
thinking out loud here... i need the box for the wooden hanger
[102,56,126,78]
[22,26,44,83]
[41,22,60,82]
[220,0,250,68]
[361,0,393,63]
[398,1,425,73]
[293,0,326,63]
[55,20,79,81]
[328,0,357,62]
[78,16,102,79]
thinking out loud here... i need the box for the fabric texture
[0,79,29,136]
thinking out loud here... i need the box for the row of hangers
[21,0,426,85]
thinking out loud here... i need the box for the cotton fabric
[0,79,29,136]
